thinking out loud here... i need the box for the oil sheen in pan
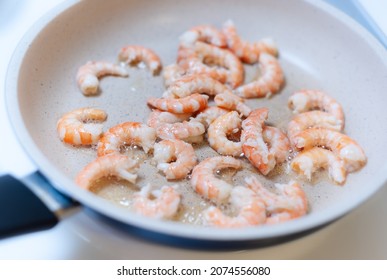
[79,51,344,226]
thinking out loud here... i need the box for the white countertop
[0,0,386,259]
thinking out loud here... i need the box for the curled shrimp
[147,109,203,143]
[263,126,290,164]
[192,106,230,128]
[179,24,227,47]
[155,120,205,143]
[241,108,276,175]
[191,156,242,204]
[132,184,181,219]
[291,147,347,185]
[176,44,228,85]
[287,111,343,145]
[75,154,139,190]
[162,74,250,116]
[147,93,209,114]
[203,186,266,228]
[235,53,284,98]
[222,20,278,64]
[162,74,232,99]
[207,111,243,157]
[292,128,367,172]
[57,107,107,146]
[288,90,345,125]
[163,64,187,87]
[76,61,128,95]
[153,139,198,180]
[178,41,244,88]
[97,122,156,156]
[214,92,251,117]
[147,109,191,129]
[118,45,162,75]
[245,176,308,224]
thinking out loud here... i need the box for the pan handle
[0,172,80,239]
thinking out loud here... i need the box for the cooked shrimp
[222,20,278,64]
[118,45,162,75]
[192,106,230,128]
[153,139,198,180]
[214,92,251,117]
[163,64,187,87]
[235,53,284,98]
[245,176,308,224]
[97,122,156,156]
[291,147,347,185]
[180,24,227,47]
[147,93,209,114]
[75,154,139,190]
[57,107,107,146]
[287,111,343,145]
[177,44,229,86]
[241,108,276,175]
[132,184,181,219]
[191,156,242,204]
[288,90,345,125]
[292,128,367,172]
[76,61,128,95]
[263,126,290,164]
[203,186,266,228]
[162,74,232,99]
[178,41,244,88]
[207,111,243,157]
[147,109,191,129]
[155,120,205,143]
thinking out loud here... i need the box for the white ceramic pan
[3,0,387,247]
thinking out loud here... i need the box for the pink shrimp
[57,108,107,146]
[292,128,367,172]
[214,92,252,117]
[97,122,156,156]
[288,90,345,125]
[132,185,181,219]
[75,154,139,190]
[245,176,308,224]
[76,61,128,95]
[153,139,198,180]
[235,53,284,98]
[241,108,276,175]
[222,20,278,64]
[147,93,209,114]
[178,41,244,88]
[192,106,230,128]
[287,111,343,145]
[207,111,243,157]
[203,186,266,228]
[155,120,205,143]
[179,25,227,47]
[162,74,232,99]
[147,109,204,143]
[263,126,290,164]
[163,64,187,87]
[118,45,162,75]
[291,147,347,185]
[147,109,191,129]
[191,156,242,204]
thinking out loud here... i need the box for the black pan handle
[0,172,79,239]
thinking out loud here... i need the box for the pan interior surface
[9,0,387,241]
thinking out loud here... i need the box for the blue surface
[324,0,387,48]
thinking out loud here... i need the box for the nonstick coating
[6,0,387,242]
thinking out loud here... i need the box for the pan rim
[5,0,387,243]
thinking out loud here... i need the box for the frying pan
[3,0,387,247]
